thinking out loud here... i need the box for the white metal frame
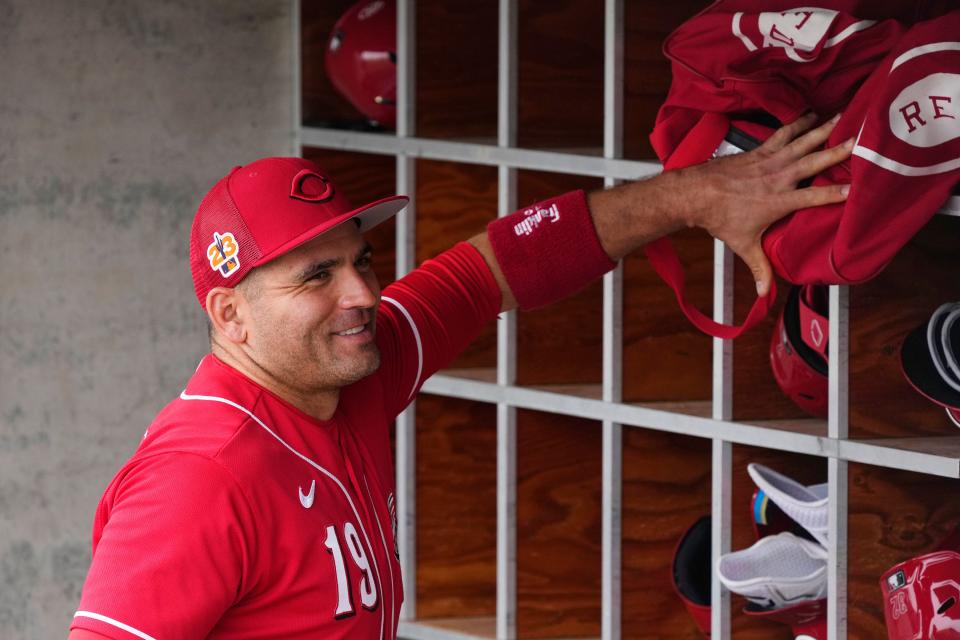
[496,1,518,637]
[711,241,734,637]
[395,0,418,623]
[601,2,624,639]
[296,3,960,639]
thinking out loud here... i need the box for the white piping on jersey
[852,144,960,176]
[74,611,156,640]
[179,391,384,640]
[381,296,423,401]
[364,475,395,640]
[824,19,876,48]
[892,42,960,72]
[731,13,757,52]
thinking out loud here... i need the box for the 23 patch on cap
[207,231,241,278]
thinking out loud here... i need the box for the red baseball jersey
[644,3,960,338]
[71,242,501,640]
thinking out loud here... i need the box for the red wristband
[486,189,616,310]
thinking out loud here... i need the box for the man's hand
[470,113,852,312]
[671,112,851,296]
[590,112,852,297]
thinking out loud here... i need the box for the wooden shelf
[423,371,960,478]
[398,617,600,640]
[398,617,495,640]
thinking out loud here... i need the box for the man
[69,114,851,639]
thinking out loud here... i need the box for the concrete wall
[0,1,295,636]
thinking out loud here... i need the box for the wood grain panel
[621,429,711,638]
[621,0,714,404]
[730,446,827,639]
[517,0,604,152]
[415,395,497,619]
[848,463,960,639]
[623,229,712,402]
[414,159,498,369]
[623,0,712,160]
[300,1,369,127]
[849,215,960,439]
[301,148,398,285]
[415,160,498,261]
[416,0,498,141]
[516,171,605,386]
[517,410,602,638]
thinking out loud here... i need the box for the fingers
[739,243,775,297]
[778,113,843,161]
[783,183,851,211]
[739,183,850,253]
[784,137,855,182]
[757,112,818,153]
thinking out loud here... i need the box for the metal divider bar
[496,2,518,639]
[601,1,624,638]
[395,0,418,623]
[419,373,960,479]
[302,126,662,181]
[291,0,302,156]
[828,285,850,640]
[711,240,734,638]
[712,242,734,420]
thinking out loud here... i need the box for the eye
[356,255,373,270]
[307,270,330,282]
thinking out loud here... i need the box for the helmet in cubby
[901,302,960,428]
[672,516,713,636]
[325,0,397,128]
[770,285,829,418]
[881,550,960,640]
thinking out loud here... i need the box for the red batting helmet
[901,302,960,428]
[770,285,830,418]
[881,550,960,640]
[672,516,712,637]
[325,0,397,128]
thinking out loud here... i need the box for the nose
[338,266,379,310]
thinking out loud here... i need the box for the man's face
[239,222,381,395]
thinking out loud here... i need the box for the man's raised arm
[469,113,852,312]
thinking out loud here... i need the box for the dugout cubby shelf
[299,1,960,638]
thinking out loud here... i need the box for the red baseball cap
[189,156,408,309]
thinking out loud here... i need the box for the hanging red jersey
[646,2,960,337]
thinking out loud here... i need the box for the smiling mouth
[336,324,367,336]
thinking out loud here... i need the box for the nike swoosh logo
[299,479,316,509]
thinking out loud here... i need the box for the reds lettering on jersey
[891,72,959,146]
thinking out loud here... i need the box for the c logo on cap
[290,169,336,203]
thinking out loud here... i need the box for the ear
[206,287,249,344]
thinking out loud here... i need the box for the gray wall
[0,1,295,636]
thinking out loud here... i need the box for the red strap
[645,112,775,339]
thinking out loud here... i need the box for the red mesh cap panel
[189,170,262,309]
